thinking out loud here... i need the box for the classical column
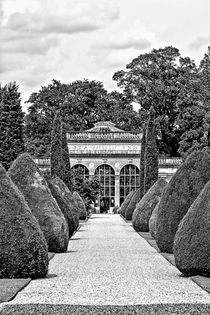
[115,174,120,208]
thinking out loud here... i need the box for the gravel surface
[1,304,210,315]
[3,214,210,306]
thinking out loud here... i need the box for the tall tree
[177,49,210,158]
[144,107,159,194]
[61,121,72,190]
[0,82,24,170]
[139,125,146,199]
[113,46,200,157]
[50,112,72,191]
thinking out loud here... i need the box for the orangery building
[35,121,182,213]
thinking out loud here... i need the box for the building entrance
[95,164,115,213]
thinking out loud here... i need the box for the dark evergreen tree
[50,112,72,191]
[144,107,159,194]
[61,122,72,190]
[0,82,24,170]
[50,112,63,178]
[139,125,146,199]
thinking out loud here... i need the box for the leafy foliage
[25,79,141,157]
[72,167,100,212]
[0,82,24,170]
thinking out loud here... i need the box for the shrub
[0,164,48,278]
[73,191,87,220]
[120,190,135,217]
[125,189,141,220]
[48,176,80,229]
[156,151,210,253]
[173,180,210,276]
[47,178,76,238]
[132,178,167,232]
[8,153,69,253]
[149,200,160,239]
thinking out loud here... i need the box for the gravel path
[3,214,210,306]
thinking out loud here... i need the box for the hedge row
[0,153,88,279]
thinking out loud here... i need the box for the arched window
[120,164,140,205]
[95,164,115,213]
[71,164,89,178]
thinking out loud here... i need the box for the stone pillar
[115,175,120,208]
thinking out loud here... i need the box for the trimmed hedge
[8,153,69,253]
[48,177,76,238]
[125,189,141,220]
[132,178,167,232]
[0,164,48,278]
[149,200,160,239]
[73,192,87,220]
[49,176,80,230]
[120,191,135,217]
[173,179,210,276]
[156,151,210,254]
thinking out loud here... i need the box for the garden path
[1,214,210,313]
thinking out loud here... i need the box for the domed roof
[86,121,124,133]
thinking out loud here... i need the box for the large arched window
[71,164,89,178]
[120,164,140,205]
[95,164,115,213]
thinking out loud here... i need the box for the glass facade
[95,164,115,213]
[120,164,140,205]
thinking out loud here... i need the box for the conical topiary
[0,164,48,278]
[120,190,135,217]
[149,200,160,239]
[73,191,87,220]
[48,176,80,230]
[156,151,210,253]
[132,178,167,232]
[8,153,69,253]
[47,177,77,238]
[125,189,141,220]
[173,180,210,277]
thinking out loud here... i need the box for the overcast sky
[0,0,210,112]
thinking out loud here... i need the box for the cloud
[95,37,151,51]
[5,0,120,35]
[0,31,59,55]
[190,35,210,50]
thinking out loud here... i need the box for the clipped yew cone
[156,151,210,254]
[48,177,77,238]
[173,180,210,277]
[0,164,48,278]
[149,200,160,239]
[73,191,87,220]
[49,176,80,230]
[132,178,167,232]
[120,190,135,217]
[125,189,141,220]
[8,153,69,253]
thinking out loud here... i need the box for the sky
[0,0,210,112]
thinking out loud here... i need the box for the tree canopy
[25,79,141,158]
